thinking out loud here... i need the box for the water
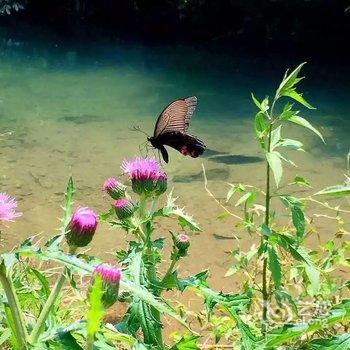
[1,35,349,291]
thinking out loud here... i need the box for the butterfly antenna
[130,125,150,137]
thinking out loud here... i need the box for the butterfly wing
[156,132,206,159]
[154,96,197,137]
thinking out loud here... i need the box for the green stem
[159,253,178,291]
[29,246,77,344]
[138,195,163,348]
[262,123,272,335]
[0,261,28,349]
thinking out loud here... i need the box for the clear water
[1,35,349,291]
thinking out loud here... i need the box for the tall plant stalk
[0,262,28,350]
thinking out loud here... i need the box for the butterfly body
[149,96,206,163]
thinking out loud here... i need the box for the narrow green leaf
[270,126,282,150]
[266,151,283,187]
[258,223,272,237]
[87,275,105,342]
[314,184,350,197]
[268,246,282,288]
[276,139,304,151]
[254,111,268,149]
[281,90,315,109]
[276,62,306,98]
[288,115,325,143]
[291,206,305,239]
[307,333,350,349]
[171,335,201,350]
[235,192,256,207]
[290,175,311,187]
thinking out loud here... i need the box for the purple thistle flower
[176,233,190,256]
[0,193,22,224]
[102,177,126,200]
[113,198,134,220]
[65,207,98,248]
[121,157,167,197]
[93,264,121,308]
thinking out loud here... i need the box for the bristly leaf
[266,151,283,187]
[267,246,282,288]
[158,191,201,231]
[87,274,105,343]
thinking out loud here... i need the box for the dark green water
[1,35,349,286]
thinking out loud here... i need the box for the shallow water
[1,35,349,293]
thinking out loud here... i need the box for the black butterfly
[147,96,206,163]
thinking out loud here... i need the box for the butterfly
[147,96,206,163]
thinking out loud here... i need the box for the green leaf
[251,94,269,112]
[276,62,306,98]
[235,192,256,207]
[268,246,282,288]
[270,126,282,150]
[264,300,350,347]
[87,275,105,342]
[266,151,283,187]
[258,223,272,237]
[254,111,268,149]
[171,335,201,350]
[291,205,305,239]
[288,115,325,143]
[290,175,311,187]
[307,333,350,349]
[314,184,350,197]
[281,89,315,109]
[158,191,200,231]
[0,329,11,346]
[51,333,83,350]
[276,139,304,151]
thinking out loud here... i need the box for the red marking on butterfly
[148,96,206,163]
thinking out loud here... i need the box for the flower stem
[262,123,272,335]
[0,261,28,349]
[160,253,178,290]
[138,195,163,348]
[29,246,77,344]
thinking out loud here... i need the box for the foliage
[0,0,24,15]
[1,63,349,349]
[202,63,350,348]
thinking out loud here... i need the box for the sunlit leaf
[307,334,350,349]
[276,62,306,98]
[281,90,315,109]
[314,184,350,197]
[235,192,256,207]
[290,175,311,187]
[266,151,283,187]
[288,115,325,143]
[276,139,304,151]
[251,94,269,112]
[87,275,105,343]
[268,246,282,288]
[270,125,282,150]
[170,335,201,350]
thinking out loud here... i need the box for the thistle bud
[113,198,134,220]
[102,178,126,200]
[65,207,98,248]
[92,264,121,309]
[176,233,190,256]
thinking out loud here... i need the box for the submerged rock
[173,167,229,183]
[59,115,107,124]
[209,154,263,165]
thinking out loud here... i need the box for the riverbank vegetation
[1,64,349,349]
